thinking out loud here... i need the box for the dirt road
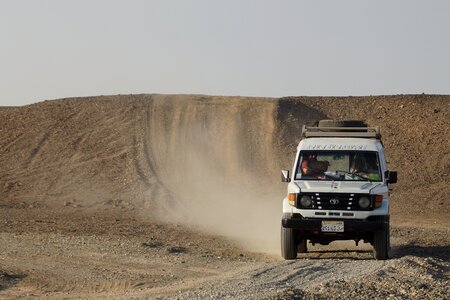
[0,94,449,298]
[0,208,448,299]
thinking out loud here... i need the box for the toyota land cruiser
[280,120,397,260]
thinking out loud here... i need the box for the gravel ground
[0,208,448,299]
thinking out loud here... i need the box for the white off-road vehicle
[280,120,397,260]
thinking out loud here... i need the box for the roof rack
[302,125,381,139]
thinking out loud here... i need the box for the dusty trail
[0,208,447,299]
[0,94,449,298]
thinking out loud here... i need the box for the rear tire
[281,214,297,260]
[298,239,307,253]
[318,120,367,127]
[373,229,389,260]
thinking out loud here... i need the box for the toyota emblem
[330,198,339,205]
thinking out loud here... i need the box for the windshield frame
[294,150,383,182]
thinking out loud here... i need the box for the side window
[295,156,304,179]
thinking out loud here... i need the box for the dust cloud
[146,95,282,253]
[154,141,281,254]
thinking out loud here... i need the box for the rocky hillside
[0,94,448,226]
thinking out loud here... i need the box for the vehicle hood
[288,180,385,194]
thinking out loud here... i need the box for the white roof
[298,138,381,152]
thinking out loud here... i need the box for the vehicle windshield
[295,151,382,181]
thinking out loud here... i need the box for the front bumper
[282,218,388,233]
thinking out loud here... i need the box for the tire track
[132,135,152,189]
[143,97,172,193]
[25,132,50,168]
[130,97,174,204]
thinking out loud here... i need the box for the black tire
[318,120,367,127]
[281,214,297,259]
[281,226,297,259]
[298,239,307,253]
[373,229,389,260]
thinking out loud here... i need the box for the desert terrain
[0,94,448,299]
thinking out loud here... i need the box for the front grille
[297,193,374,211]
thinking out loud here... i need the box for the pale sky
[1,0,449,106]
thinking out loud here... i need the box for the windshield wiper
[349,172,371,181]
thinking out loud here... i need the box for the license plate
[321,221,344,232]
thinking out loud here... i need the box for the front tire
[281,219,297,260]
[373,229,389,260]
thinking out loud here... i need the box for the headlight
[358,196,371,209]
[300,195,312,207]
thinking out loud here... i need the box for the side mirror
[281,170,290,182]
[387,171,397,184]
